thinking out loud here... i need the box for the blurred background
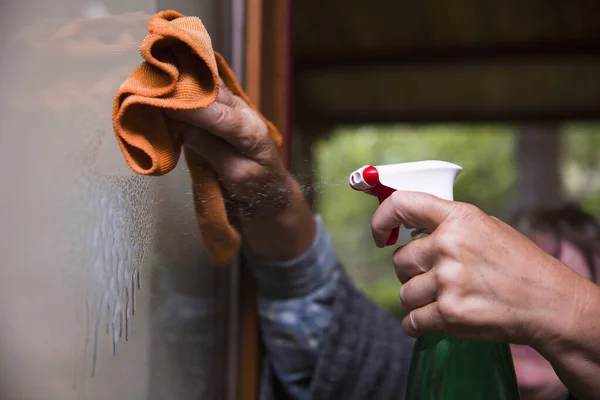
[1,0,600,399]
[289,1,600,319]
[310,123,600,318]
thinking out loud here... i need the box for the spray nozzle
[349,160,462,246]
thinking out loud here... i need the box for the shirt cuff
[242,215,339,300]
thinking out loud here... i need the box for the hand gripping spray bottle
[349,161,520,400]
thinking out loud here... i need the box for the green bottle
[405,230,520,400]
[348,161,521,400]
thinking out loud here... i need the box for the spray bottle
[349,160,520,400]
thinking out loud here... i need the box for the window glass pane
[0,1,238,399]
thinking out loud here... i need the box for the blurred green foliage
[563,123,600,216]
[314,123,600,319]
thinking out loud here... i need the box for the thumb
[371,191,454,247]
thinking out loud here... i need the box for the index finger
[165,101,266,151]
[372,191,453,247]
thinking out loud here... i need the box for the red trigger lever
[360,166,399,246]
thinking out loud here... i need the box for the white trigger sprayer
[349,160,463,245]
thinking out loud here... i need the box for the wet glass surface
[0,0,238,398]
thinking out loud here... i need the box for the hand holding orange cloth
[113,10,282,266]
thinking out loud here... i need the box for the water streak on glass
[0,0,238,398]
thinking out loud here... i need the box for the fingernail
[409,312,418,335]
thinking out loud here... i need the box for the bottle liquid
[349,160,520,400]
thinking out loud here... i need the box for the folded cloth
[113,10,282,266]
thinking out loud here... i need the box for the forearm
[241,174,316,261]
[242,216,340,399]
[535,274,600,400]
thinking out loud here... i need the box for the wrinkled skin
[372,191,600,400]
[166,80,315,261]
[170,81,600,400]
[511,233,593,400]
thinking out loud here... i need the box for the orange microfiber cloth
[113,10,282,266]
